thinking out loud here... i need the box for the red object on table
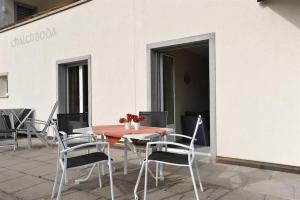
[92,125,167,144]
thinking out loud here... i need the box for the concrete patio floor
[0,138,300,200]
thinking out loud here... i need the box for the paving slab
[0,175,45,193]
[243,180,295,200]
[0,138,299,200]
[15,181,53,200]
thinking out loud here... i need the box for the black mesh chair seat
[67,152,109,169]
[148,151,189,165]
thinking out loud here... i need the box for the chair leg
[194,161,204,192]
[56,167,65,200]
[134,161,145,199]
[143,161,149,200]
[101,163,105,175]
[124,139,128,175]
[189,165,200,200]
[27,133,32,150]
[64,167,69,184]
[36,132,49,148]
[97,163,102,188]
[155,163,159,187]
[108,161,114,200]
[51,162,61,199]
[14,131,18,151]
[13,132,17,151]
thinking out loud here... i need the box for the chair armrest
[25,120,47,125]
[61,141,109,153]
[167,134,194,140]
[34,119,47,123]
[62,135,94,142]
[146,141,191,150]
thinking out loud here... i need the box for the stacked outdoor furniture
[0,113,17,150]
[25,102,58,149]
[0,102,58,150]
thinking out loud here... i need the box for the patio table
[92,125,167,175]
[74,125,169,175]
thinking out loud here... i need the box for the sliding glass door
[160,54,175,128]
[67,65,88,114]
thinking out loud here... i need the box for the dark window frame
[0,0,91,33]
[14,1,38,22]
[0,73,9,98]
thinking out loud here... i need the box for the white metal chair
[122,111,168,176]
[134,115,204,200]
[25,102,58,149]
[51,122,114,200]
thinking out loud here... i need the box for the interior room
[158,40,211,154]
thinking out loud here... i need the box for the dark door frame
[146,33,217,159]
[56,55,92,126]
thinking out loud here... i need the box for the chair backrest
[189,115,203,149]
[0,114,15,131]
[139,111,168,128]
[41,101,58,133]
[0,115,9,131]
[57,113,89,136]
[15,109,33,129]
[51,122,67,151]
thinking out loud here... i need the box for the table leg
[159,135,166,181]
[124,138,128,175]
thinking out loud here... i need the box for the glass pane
[68,67,79,113]
[162,55,174,124]
[82,65,89,113]
[0,75,8,97]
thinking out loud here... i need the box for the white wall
[0,0,300,167]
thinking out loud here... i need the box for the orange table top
[92,125,166,144]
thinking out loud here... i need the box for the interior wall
[167,49,209,135]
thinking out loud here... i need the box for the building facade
[0,0,300,168]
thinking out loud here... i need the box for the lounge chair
[25,102,58,149]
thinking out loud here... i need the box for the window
[0,73,8,98]
[57,57,91,117]
[15,2,37,22]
